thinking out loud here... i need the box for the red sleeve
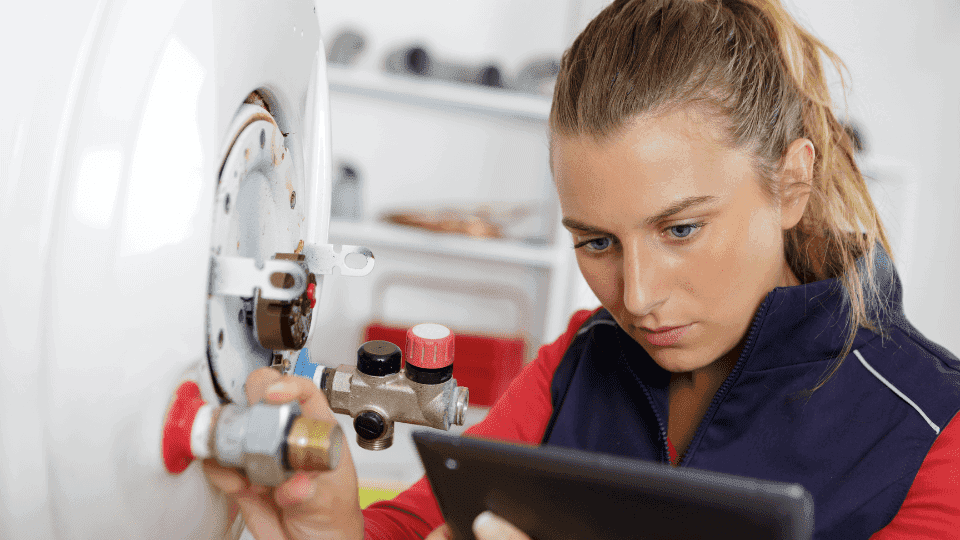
[870,411,960,539]
[361,309,599,540]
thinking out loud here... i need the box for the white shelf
[327,65,552,122]
[329,219,562,269]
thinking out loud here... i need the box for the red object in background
[365,323,524,407]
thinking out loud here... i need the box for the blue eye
[575,237,612,252]
[668,223,702,239]
[588,237,611,250]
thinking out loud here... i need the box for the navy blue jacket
[542,250,960,539]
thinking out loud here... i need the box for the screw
[224,194,230,213]
[354,411,386,440]
[290,191,297,209]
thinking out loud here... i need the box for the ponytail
[734,0,894,390]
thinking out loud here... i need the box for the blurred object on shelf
[327,28,367,66]
[385,208,501,239]
[512,56,560,95]
[381,43,559,96]
[364,323,524,407]
[332,161,364,221]
[382,202,539,240]
[384,44,504,88]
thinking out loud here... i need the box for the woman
[205,0,960,538]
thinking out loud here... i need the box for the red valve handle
[162,381,205,474]
[405,323,455,369]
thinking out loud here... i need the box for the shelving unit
[326,65,552,121]
[314,64,580,353]
[329,220,560,269]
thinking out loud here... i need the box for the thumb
[473,511,531,540]
[424,524,453,540]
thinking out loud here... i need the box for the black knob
[354,411,386,440]
[357,340,402,376]
[405,46,430,75]
[479,65,503,87]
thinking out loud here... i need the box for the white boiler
[0,0,345,537]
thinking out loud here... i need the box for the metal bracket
[302,244,375,277]
[209,255,307,301]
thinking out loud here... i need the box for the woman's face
[553,106,808,373]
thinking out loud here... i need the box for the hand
[423,512,531,540]
[203,367,365,540]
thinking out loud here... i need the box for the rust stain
[294,239,304,254]
[237,240,240,250]
[216,92,276,181]
[244,148,250,161]
[243,91,271,116]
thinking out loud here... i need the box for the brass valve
[313,324,469,450]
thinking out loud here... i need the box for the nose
[621,238,667,317]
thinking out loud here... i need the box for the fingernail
[266,380,292,396]
[472,511,494,534]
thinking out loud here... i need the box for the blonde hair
[551,0,893,389]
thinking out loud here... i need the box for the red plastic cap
[406,323,455,369]
[307,282,317,309]
[162,381,205,474]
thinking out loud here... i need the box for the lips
[640,324,690,347]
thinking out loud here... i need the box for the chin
[642,346,711,374]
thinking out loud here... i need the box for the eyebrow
[643,195,719,226]
[561,195,719,233]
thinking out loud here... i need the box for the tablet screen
[413,430,813,540]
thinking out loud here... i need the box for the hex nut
[242,401,301,486]
[213,404,247,469]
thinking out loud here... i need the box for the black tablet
[413,430,813,540]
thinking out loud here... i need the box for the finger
[202,459,247,496]
[273,462,362,531]
[473,511,531,540]
[424,524,453,540]
[235,491,289,540]
[273,471,317,508]
[273,466,358,513]
[259,373,337,423]
[245,367,284,405]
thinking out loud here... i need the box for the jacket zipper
[675,293,774,467]
[615,327,672,464]
[638,381,671,464]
